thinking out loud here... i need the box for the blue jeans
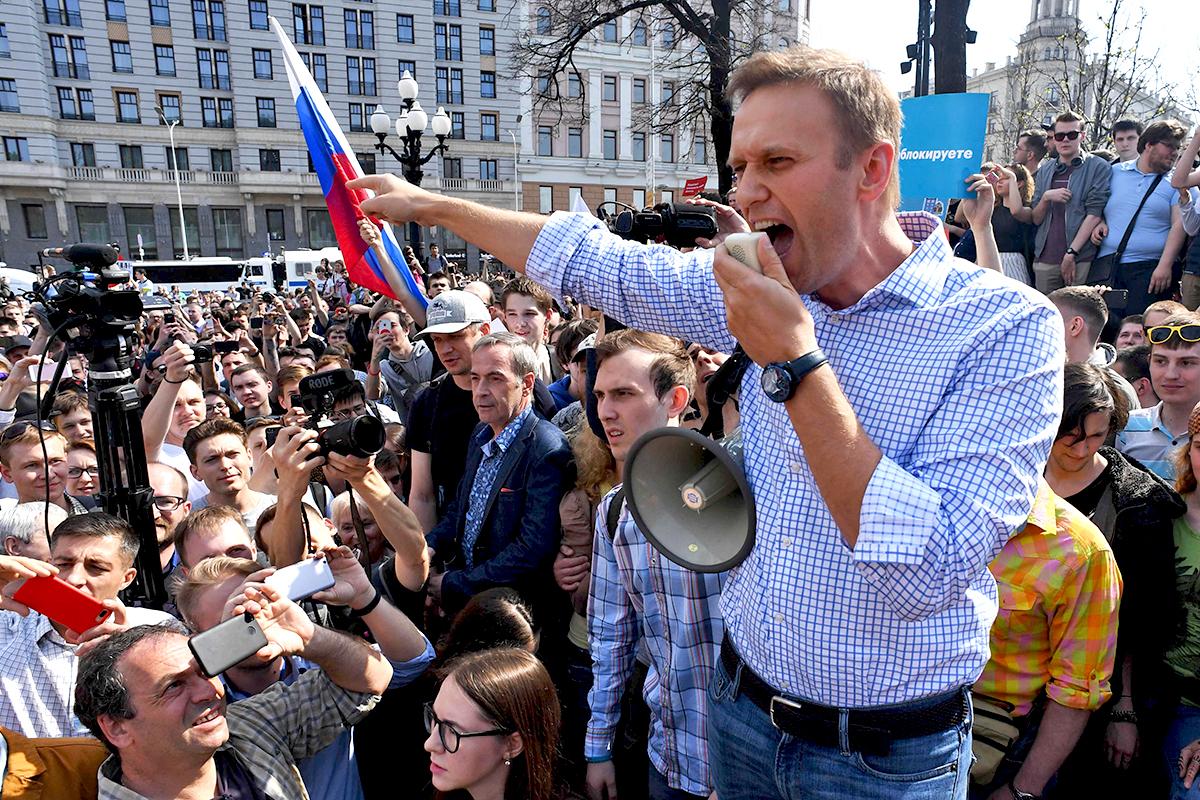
[707,654,971,800]
[1165,703,1200,799]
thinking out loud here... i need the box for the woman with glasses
[203,389,234,419]
[425,647,565,800]
[64,439,98,497]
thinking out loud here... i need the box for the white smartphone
[265,557,335,602]
[376,319,394,335]
[723,232,767,273]
[28,360,59,383]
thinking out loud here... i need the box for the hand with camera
[0,355,38,412]
[0,555,57,616]
[272,425,324,495]
[159,340,196,384]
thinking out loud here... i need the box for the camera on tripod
[602,202,718,248]
[295,368,385,458]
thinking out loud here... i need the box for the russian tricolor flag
[271,17,428,326]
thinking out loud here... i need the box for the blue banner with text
[898,93,990,216]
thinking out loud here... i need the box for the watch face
[761,365,790,401]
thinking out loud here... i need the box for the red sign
[682,177,708,197]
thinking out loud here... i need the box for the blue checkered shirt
[587,489,725,795]
[1116,401,1189,481]
[462,406,532,569]
[528,211,1064,707]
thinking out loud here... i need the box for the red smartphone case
[12,576,112,634]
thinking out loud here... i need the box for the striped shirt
[586,489,724,796]
[975,480,1122,716]
[1116,402,1189,481]
[98,669,380,800]
[527,210,1064,706]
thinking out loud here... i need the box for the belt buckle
[769,695,803,730]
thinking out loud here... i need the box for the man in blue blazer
[426,332,575,621]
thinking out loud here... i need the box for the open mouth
[753,221,795,260]
[192,706,223,728]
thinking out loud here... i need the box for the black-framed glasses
[1053,130,1082,142]
[67,465,98,479]
[423,703,511,754]
[331,404,368,422]
[152,495,187,512]
[1146,324,1200,345]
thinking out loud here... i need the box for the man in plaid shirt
[972,478,1122,799]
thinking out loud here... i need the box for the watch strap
[784,349,828,385]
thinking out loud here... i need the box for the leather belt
[719,638,968,755]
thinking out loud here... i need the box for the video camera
[295,368,385,458]
[602,202,718,248]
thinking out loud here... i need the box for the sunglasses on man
[1053,130,1082,142]
[1145,324,1200,345]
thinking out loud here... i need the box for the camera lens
[318,415,385,458]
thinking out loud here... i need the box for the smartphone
[289,392,303,409]
[985,168,1001,185]
[250,316,264,329]
[213,340,240,354]
[262,293,275,304]
[265,557,335,602]
[164,312,175,324]
[376,319,394,334]
[13,576,112,634]
[189,613,269,677]
[28,360,59,383]
[1104,289,1130,308]
[264,426,282,449]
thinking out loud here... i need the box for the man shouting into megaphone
[349,46,1064,800]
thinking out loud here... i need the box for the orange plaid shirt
[975,479,1123,716]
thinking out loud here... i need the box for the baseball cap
[4,335,32,357]
[417,290,490,336]
[572,333,596,362]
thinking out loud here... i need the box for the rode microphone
[39,243,120,266]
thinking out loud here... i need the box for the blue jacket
[427,409,575,614]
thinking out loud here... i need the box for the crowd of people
[2,43,1200,800]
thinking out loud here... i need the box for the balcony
[434,177,512,193]
[59,111,96,121]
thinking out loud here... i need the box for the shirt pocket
[996,580,1041,638]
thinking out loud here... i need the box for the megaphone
[623,426,756,573]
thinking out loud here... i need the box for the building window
[478,0,493,10]
[300,52,327,91]
[603,19,617,42]
[69,36,88,77]
[567,127,582,158]
[603,129,617,160]
[480,112,497,141]
[348,103,364,132]
[50,34,69,75]
[3,136,29,161]
[537,126,552,156]
[165,145,189,170]
[210,148,233,171]
[259,148,281,171]
[661,24,675,48]
[396,14,414,43]
[347,56,376,95]
[201,97,233,127]
[602,75,617,102]
[450,111,464,139]
[44,0,83,26]
[435,67,462,104]
[106,0,126,20]
[432,0,460,16]
[538,185,552,213]
[632,78,645,104]
[568,73,582,99]
[116,90,140,123]
[111,40,133,73]
[197,49,231,90]
[212,208,244,257]
[193,0,227,41]
[443,157,462,179]
[266,208,286,241]
[57,87,76,118]
[154,45,175,76]
[170,207,200,257]
[292,3,324,46]
[632,19,646,45]
[150,0,171,25]
[660,133,674,162]
[662,80,674,104]
[124,206,157,258]
[159,93,181,124]
[479,158,497,180]
[248,0,268,29]
[535,6,550,33]
[71,142,95,166]
[0,78,18,113]
[661,190,673,203]
[480,71,496,98]
[631,132,645,162]
[257,97,276,127]
[77,88,94,119]
[434,23,462,60]
[537,73,553,96]
[692,134,706,164]
[633,188,645,208]
[569,186,582,210]
[76,206,110,243]
[344,9,373,49]
[23,204,48,239]
[603,187,616,206]
[359,153,375,173]
[305,208,335,248]
[253,49,273,79]
[119,144,143,168]
[479,27,494,55]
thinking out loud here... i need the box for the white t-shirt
[190,491,278,535]
[156,443,207,503]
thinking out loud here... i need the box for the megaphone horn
[623,426,756,573]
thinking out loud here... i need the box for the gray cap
[4,335,32,356]
[417,290,491,336]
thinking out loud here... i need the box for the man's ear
[665,385,691,420]
[99,714,135,750]
[120,567,137,591]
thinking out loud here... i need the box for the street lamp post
[156,106,189,259]
[505,129,519,211]
[369,70,452,262]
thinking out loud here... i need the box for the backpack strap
[606,486,626,540]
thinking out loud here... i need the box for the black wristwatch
[1065,246,1078,257]
[761,349,828,403]
[1008,781,1039,800]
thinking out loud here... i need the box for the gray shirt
[1030,152,1112,262]
[378,340,434,423]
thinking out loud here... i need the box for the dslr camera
[296,368,385,458]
